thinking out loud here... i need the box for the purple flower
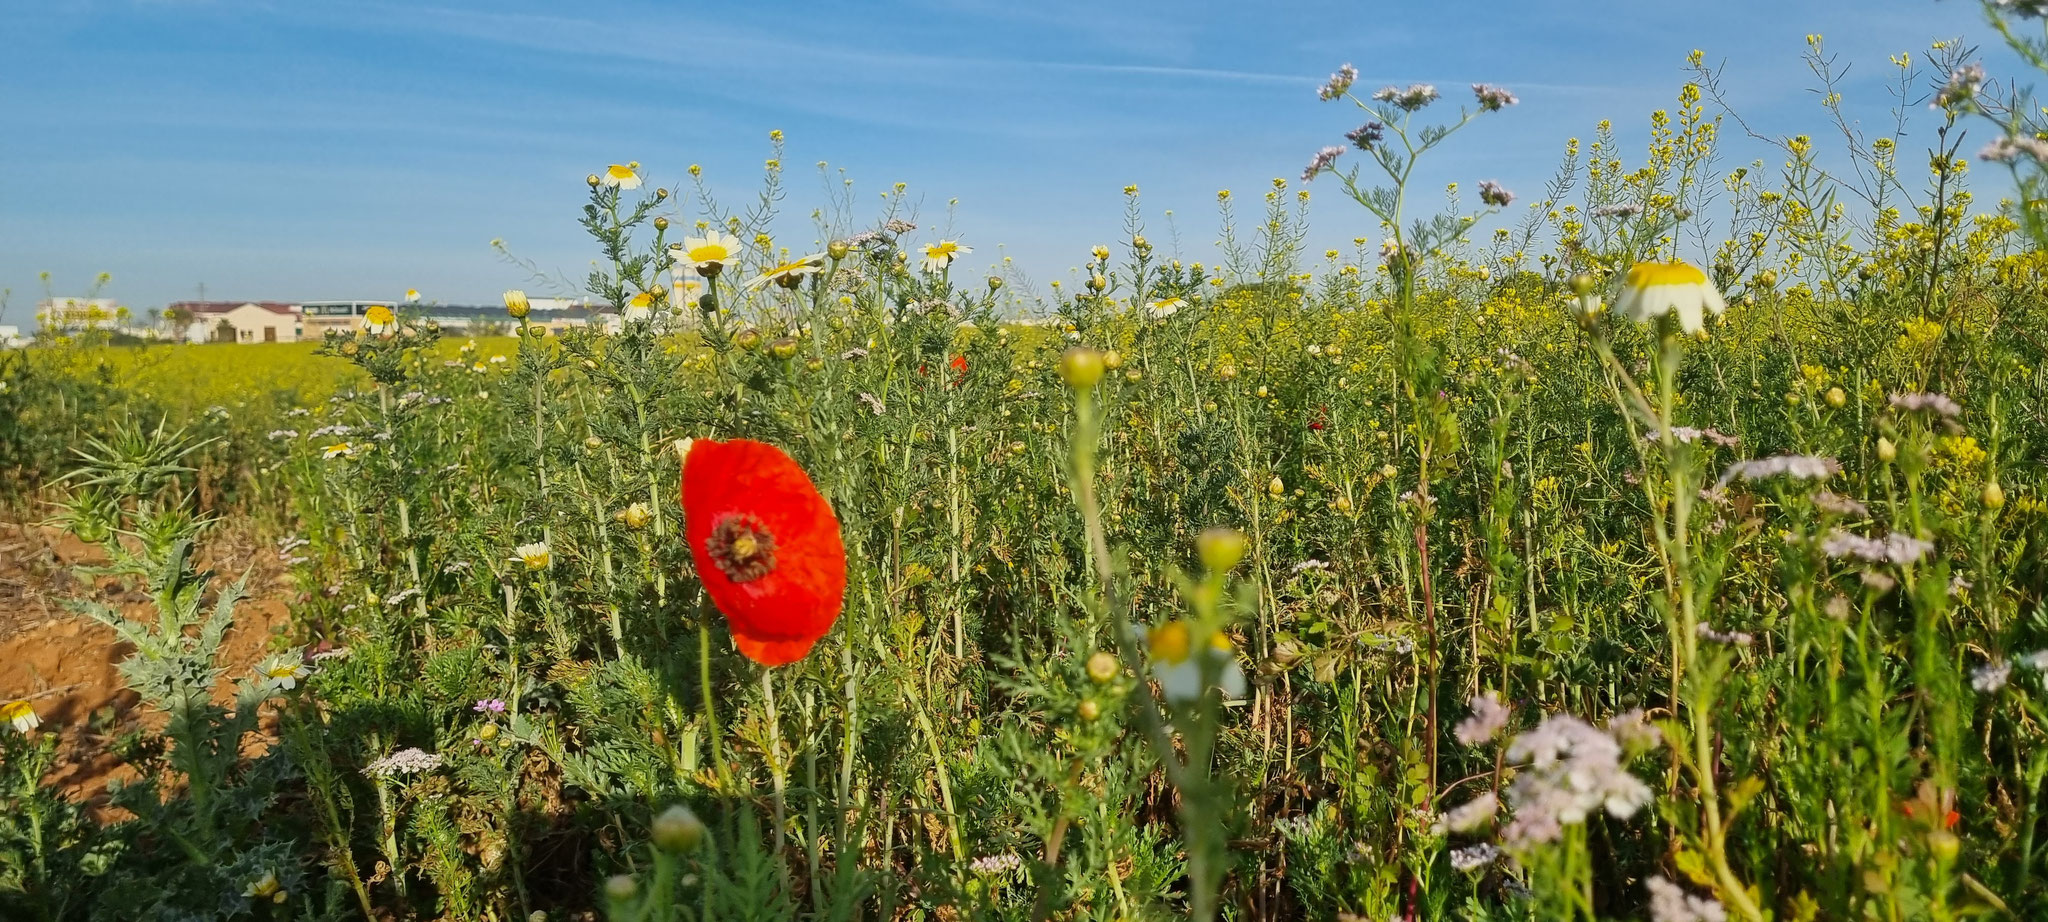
[1934,62,1986,110]
[1888,391,1961,419]
[1471,83,1519,111]
[1455,692,1511,745]
[474,698,507,714]
[1372,83,1440,111]
[1301,145,1345,181]
[1317,63,1359,101]
[1345,120,1385,152]
[1477,180,1515,208]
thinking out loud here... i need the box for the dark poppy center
[707,513,777,582]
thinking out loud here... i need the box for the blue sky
[0,0,2021,313]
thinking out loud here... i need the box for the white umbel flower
[1612,261,1726,335]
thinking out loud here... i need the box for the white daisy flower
[322,442,356,459]
[512,542,552,570]
[1140,620,1246,704]
[921,240,971,273]
[363,304,397,335]
[601,163,642,190]
[1146,297,1184,320]
[2,700,39,733]
[258,653,311,690]
[1612,261,1727,335]
[746,254,828,290]
[676,232,743,275]
[623,290,658,323]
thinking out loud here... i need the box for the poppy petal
[731,629,821,667]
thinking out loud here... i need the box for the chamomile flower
[746,254,828,290]
[1612,260,1727,335]
[512,542,552,570]
[922,240,971,273]
[677,232,743,276]
[623,290,657,323]
[601,163,642,189]
[1146,297,1185,320]
[258,653,310,690]
[1141,620,1246,703]
[322,442,356,459]
[2,700,38,733]
[404,288,420,303]
[363,304,396,335]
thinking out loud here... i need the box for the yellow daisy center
[689,244,731,264]
[1147,621,1192,663]
[0,701,31,720]
[927,242,959,259]
[267,664,299,678]
[365,305,395,325]
[628,292,654,308]
[1625,261,1708,289]
[607,164,636,180]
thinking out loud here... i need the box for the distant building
[298,300,397,339]
[166,300,300,343]
[35,297,127,332]
[0,325,26,348]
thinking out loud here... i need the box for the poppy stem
[760,669,792,883]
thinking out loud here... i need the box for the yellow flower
[363,304,396,335]
[322,442,355,459]
[922,240,971,273]
[244,870,286,903]
[2,700,38,733]
[676,232,742,275]
[617,502,653,529]
[503,289,531,319]
[1613,260,1726,335]
[601,163,643,190]
[745,254,828,290]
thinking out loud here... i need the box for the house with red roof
[165,300,300,343]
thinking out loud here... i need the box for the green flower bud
[651,804,707,852]
[1059,348,1105,390]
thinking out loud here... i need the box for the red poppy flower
[681,438,847,666]
[949,353,968,375]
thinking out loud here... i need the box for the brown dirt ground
[0,518,298,811]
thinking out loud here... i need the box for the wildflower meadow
[6,7,2048,922]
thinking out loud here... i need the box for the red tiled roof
[166,300,298,316]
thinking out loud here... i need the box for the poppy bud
[1196,527,1248,573]
[770,337,800,360]
[1059,348,1105,390]
[1825,386,1846,408]
[1983,479,2005,510]
[654,216,669,231]
[1086,651,1120,683]
[604,875,638,900]
[652,804,707,852]
[1877,437,1897,463]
